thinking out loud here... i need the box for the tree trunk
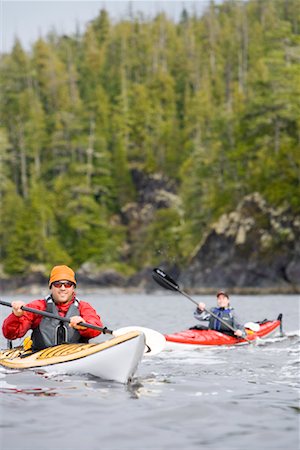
[17,122,28,198]
[86,118,95,189]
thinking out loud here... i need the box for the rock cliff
[180,193,300,293]
[1,173,299,294]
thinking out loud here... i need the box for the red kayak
[165,314,283,349]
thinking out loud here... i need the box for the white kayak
[0,331,145,384]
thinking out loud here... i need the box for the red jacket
[2,298,103,341]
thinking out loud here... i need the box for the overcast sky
[1,0,222,53]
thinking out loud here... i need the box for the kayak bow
[0,331,145,383]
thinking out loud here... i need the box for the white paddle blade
[113,326,166,356]
[244,322,260,332]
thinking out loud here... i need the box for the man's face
[217,294,230,308]
[51,280,75,304]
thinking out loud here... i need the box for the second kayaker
[194,290,246,338]
[2,265,103,350]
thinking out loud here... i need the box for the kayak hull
[0,331,145,383]
[165,319,282,350]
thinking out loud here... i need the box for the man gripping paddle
[194,290,246,338]
[2,265,103,350]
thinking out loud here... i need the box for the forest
[0,0,299,279]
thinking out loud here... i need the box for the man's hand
[12,301,26,317]
[69,316,87,330]
[234,329,243,337]
[198,302,206,311]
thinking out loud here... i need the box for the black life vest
[209,307,234,333]
[31,296,88,351]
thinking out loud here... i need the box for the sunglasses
[52,281,74,288]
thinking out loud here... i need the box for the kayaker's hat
[49,265,76,288]
[216,290,229,299]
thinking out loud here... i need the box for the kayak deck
[165,317,282,349]
[0,331,145,383]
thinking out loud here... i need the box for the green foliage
[0,0,299,276]
[131,208,183,267]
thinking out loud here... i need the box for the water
[0,291,299,450]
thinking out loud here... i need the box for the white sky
[0,0,219,53]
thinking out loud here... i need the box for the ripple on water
[0,295,299,450]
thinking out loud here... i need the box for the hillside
[0,0,299,290]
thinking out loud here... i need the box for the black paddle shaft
[152,268,241,335]
[0,299,113,334]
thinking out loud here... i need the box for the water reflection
[0,386,58,396]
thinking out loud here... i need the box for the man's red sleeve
[2,300,45,340]
[78,301,103,339]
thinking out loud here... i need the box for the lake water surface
[0,291,299,450]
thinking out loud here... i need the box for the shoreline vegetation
[1,277,299,296]
[1,285,299,296]
[1,0,299,289]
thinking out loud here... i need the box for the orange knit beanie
[49,265,76,287]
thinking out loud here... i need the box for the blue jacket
[194,307,246,336]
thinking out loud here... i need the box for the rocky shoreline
[1,193,299,295]
[0,282,298,296]
[0,271,299,296]
[179,193,300,294]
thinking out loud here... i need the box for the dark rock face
[131,168,177,207]
[120,168,181,263]
[180,193,300,292]
[76,263,126,287]
[126,262,180,292]
[77,271,126,287]
[120,169,179,228]
[0,271,48,292]
[285,241,300,287]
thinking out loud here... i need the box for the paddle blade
[244,322,260,332]
[113,326,166,356]
[152,268,180,292]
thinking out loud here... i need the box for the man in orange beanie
[3,265,103,350]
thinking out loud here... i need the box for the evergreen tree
[0,0,299,276]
